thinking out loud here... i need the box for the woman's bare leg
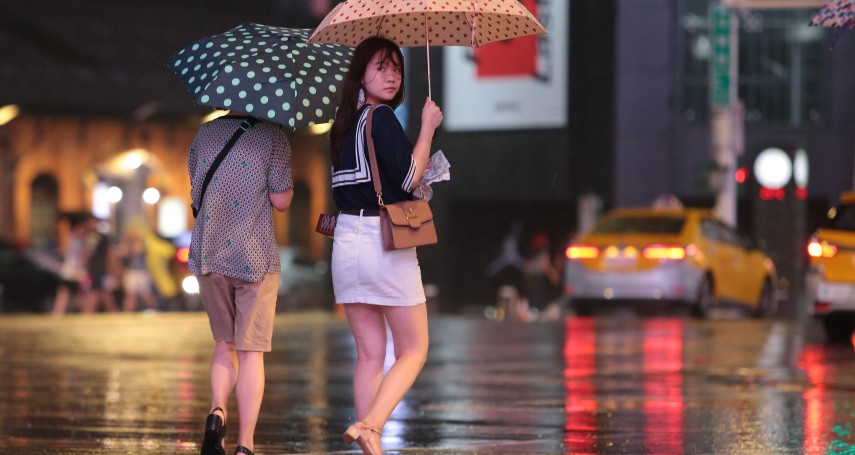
[52,286,71,315]
[361,304,428,430]
[344,304,388,419]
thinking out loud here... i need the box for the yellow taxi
[806,191,855,342]
[563,206,778,317]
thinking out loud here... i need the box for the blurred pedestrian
[51,212,89,316]
[142,230,180,307]
[328,37,442,455]
[121,217,179,309]
[485,220,527,320]
[188,109,293,455]
[79,215,119,314]
[117,228,158,312]
[524,232,561,321]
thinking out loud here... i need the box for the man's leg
[234,350,264,452]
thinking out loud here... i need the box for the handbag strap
[363,105,386,206]
[193,117,259,217]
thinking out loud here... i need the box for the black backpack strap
[192,117,259,218]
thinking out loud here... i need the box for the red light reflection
[642,319,684,454]
[563,318,597,454]
[564,318,685,454]
[798,346,828,452]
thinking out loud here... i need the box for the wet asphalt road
[0,311,854,454]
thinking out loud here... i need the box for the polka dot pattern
[169,23,353,129]
[187,116,293,281]
[810,0,854,28]
[307,0,547,48]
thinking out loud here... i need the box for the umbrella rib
[377,12,389,42]
[472,0,480,47]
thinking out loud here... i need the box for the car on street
[805,191,855,342]
[563,206,778,317]
[277,246,332,312]
[175,241,332,312]
[0,240,61,312]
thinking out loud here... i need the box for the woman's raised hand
[422,97,443,131]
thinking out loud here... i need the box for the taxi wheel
[691,275,714,319]
[821,315,855,344]
[752,280,777,319]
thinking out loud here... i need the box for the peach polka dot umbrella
[811,0,854,28]
[307,0,547,98]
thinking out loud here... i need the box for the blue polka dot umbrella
[168,23,353,129]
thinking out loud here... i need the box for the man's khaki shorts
[198,273,279,352]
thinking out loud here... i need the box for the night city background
[1,1,855,454]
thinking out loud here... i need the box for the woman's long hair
[330,37,405,166]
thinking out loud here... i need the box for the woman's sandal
[201,406,227,455]
[342,421,382,455]
[234,445,254,455]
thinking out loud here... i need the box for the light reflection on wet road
[0,312,854,454]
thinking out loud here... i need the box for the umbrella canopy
[811,0,854,28]
[169,23,353,129]
[307,0,547,98]
[308,0,546,47]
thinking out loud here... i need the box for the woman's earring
[357,87,366,109]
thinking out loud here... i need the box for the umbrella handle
[425,13,431,100]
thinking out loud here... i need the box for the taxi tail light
[642,244,686,260]
[565,244,600,260]
[807,237,837,258]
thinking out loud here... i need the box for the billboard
[443,0,568,131]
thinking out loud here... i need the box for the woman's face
[361,49,402,105]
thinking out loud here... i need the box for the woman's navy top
[332,104,417,210]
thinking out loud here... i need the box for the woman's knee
[395,343,428,368]
[356,343,387,366]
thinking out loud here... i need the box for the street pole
[710,2,742,226]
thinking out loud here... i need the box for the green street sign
[710,4,733,107]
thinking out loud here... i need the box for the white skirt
[332,213,426,306]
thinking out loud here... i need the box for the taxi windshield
[830,205,855,231]
[593,216,685,235]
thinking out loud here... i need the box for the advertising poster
[443,0,568,131]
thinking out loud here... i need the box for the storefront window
[30,174,58,249]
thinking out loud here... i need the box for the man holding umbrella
[188,107,293,455]
[169,23,352,455]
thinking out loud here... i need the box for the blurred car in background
[176,244,332,312]
[0,240,60,312]
[277,246,332,312]
[563,206,778,318]
[805,191,855,342]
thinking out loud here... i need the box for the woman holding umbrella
[328,37,443,455]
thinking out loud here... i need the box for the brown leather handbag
[365,105,438,250]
